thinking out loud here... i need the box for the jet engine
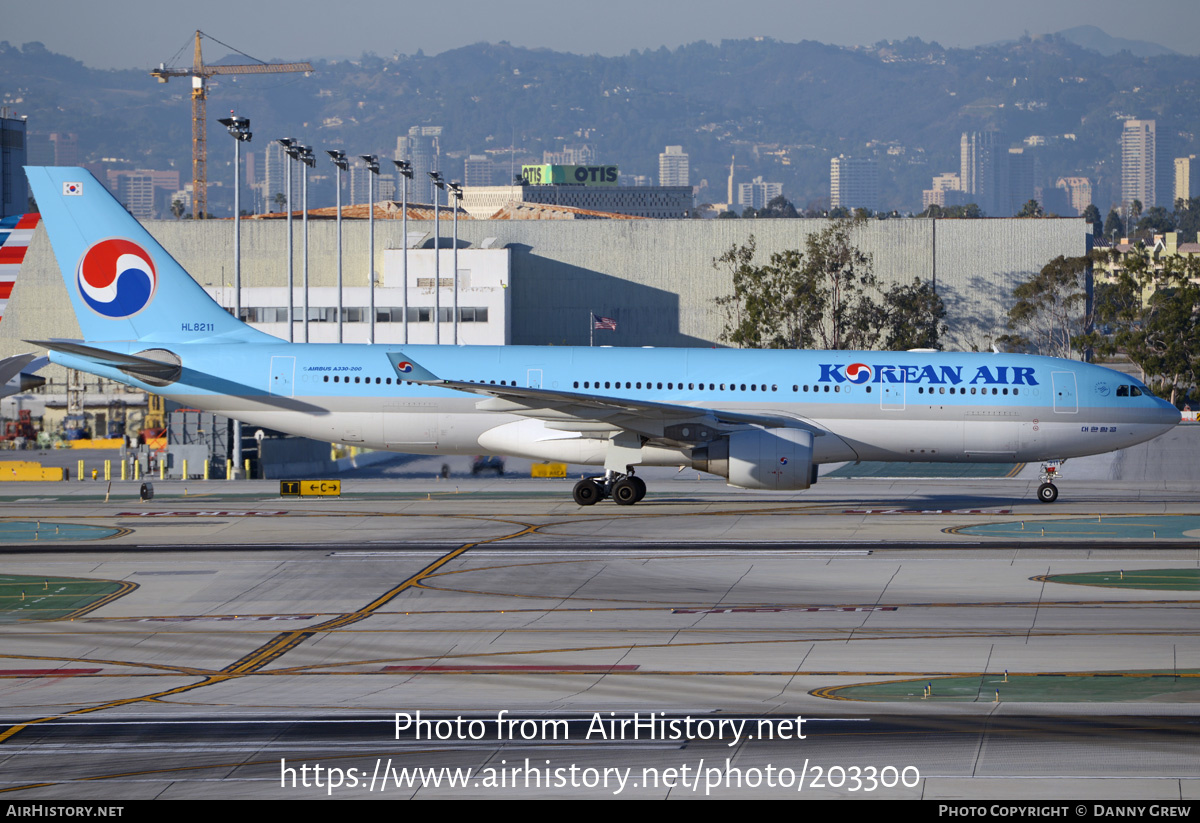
[691,428,816,490]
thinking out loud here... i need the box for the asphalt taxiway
[0,430,1198,798]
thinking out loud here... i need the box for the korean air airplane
[23,167,1180,505]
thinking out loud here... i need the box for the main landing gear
[1036,461,1063,503]
[572,470,647,506]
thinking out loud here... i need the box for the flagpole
[589,312,594,348]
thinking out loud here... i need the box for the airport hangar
[2,215,1089,425]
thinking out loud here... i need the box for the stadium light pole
[278,138,297,342]
[218,114,251,479]
[428,170,444,344]
[392,160,413,344]
[327,150,349,343]
[360,155,380,344]
[298,146,315,343]
[448,182,463,344]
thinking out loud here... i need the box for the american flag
[592,315,617,331]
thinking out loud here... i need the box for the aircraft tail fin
[24,167,273,345]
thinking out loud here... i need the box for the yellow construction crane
[151,31,311,219]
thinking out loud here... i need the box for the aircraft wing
[0,353,36,385]
[387,352,823,445]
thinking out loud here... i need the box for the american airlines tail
[25,166,271,345]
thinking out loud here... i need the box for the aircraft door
[1052,371,1078,413]
[269,356,296,397]
[527,369,543,389]
[880,373,906,410]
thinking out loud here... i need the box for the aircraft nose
[1157,397,1182,429]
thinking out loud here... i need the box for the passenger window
[324,375,329,382]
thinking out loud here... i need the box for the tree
[714,220,947,351]
[716,210,739,219]
[759,194,798,218]
[1088,252,1200,405]
[171,199,184,220]
[1175,196,1200,243]
[999,255,1090,359]
[1082,204,1102,235]
[1135,205,1174,238]
[1016,199,1044,217]
[880,279,948,349]
[1103,208,1125,241]
[1129,199,1143,224]
[273,192,287,212]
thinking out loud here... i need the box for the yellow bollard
[91,469,97,481]
[226,458,233,480]
[994,689,1000,703]
[78,459,84,482]
[244,458,250,479]
[204,459,210,480]
[182,459,188,480]
[159,460,165,480]
[104,460,111,481]
[134,459,140,480]
[121,460,127,481]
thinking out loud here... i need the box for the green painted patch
[824,672,1200,703]
[954,515,1200,539]
[1040,569,1200,591]
[0,574,135,622]
[0,521,124,542]
[826,462,1022,478]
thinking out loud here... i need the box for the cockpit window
[1131,386,1143,397]
[1117,385,1128,397]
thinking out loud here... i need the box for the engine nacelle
[691,428,815,490]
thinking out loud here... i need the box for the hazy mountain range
[3,27,1196,214]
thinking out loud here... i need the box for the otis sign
[819,362,1039,386]
[522,164,619,186]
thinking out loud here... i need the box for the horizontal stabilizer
[26,339,180,378]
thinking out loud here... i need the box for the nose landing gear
[1036,461,1063,503]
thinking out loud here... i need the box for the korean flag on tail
[62,181,82,196]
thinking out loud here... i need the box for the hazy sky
[6,0,1199,68]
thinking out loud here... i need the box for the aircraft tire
[630,475,647,502]
[612,477,639,506]
[573,478,601,506]
[1037,482,1059,503]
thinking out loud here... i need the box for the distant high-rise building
[0,110,28,219]
[1055,177,1093,217]
[349,160,373,206]
[263,142,304,212]
[116,173,155,220]
[105,169,180,218]
[396,126,441,204]
[1175,156,1196,204]
[737,176,783,210]
[922,172,969,210]
[829,155,878,212]
[961,130,1006,216]
[1121,119,1174,211]
[48,133,78,166]
[464,154,495,187]
[543,144,596,166]
[658,145,689,188]
[1006,148,1038,216]
[727,155,735,207]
